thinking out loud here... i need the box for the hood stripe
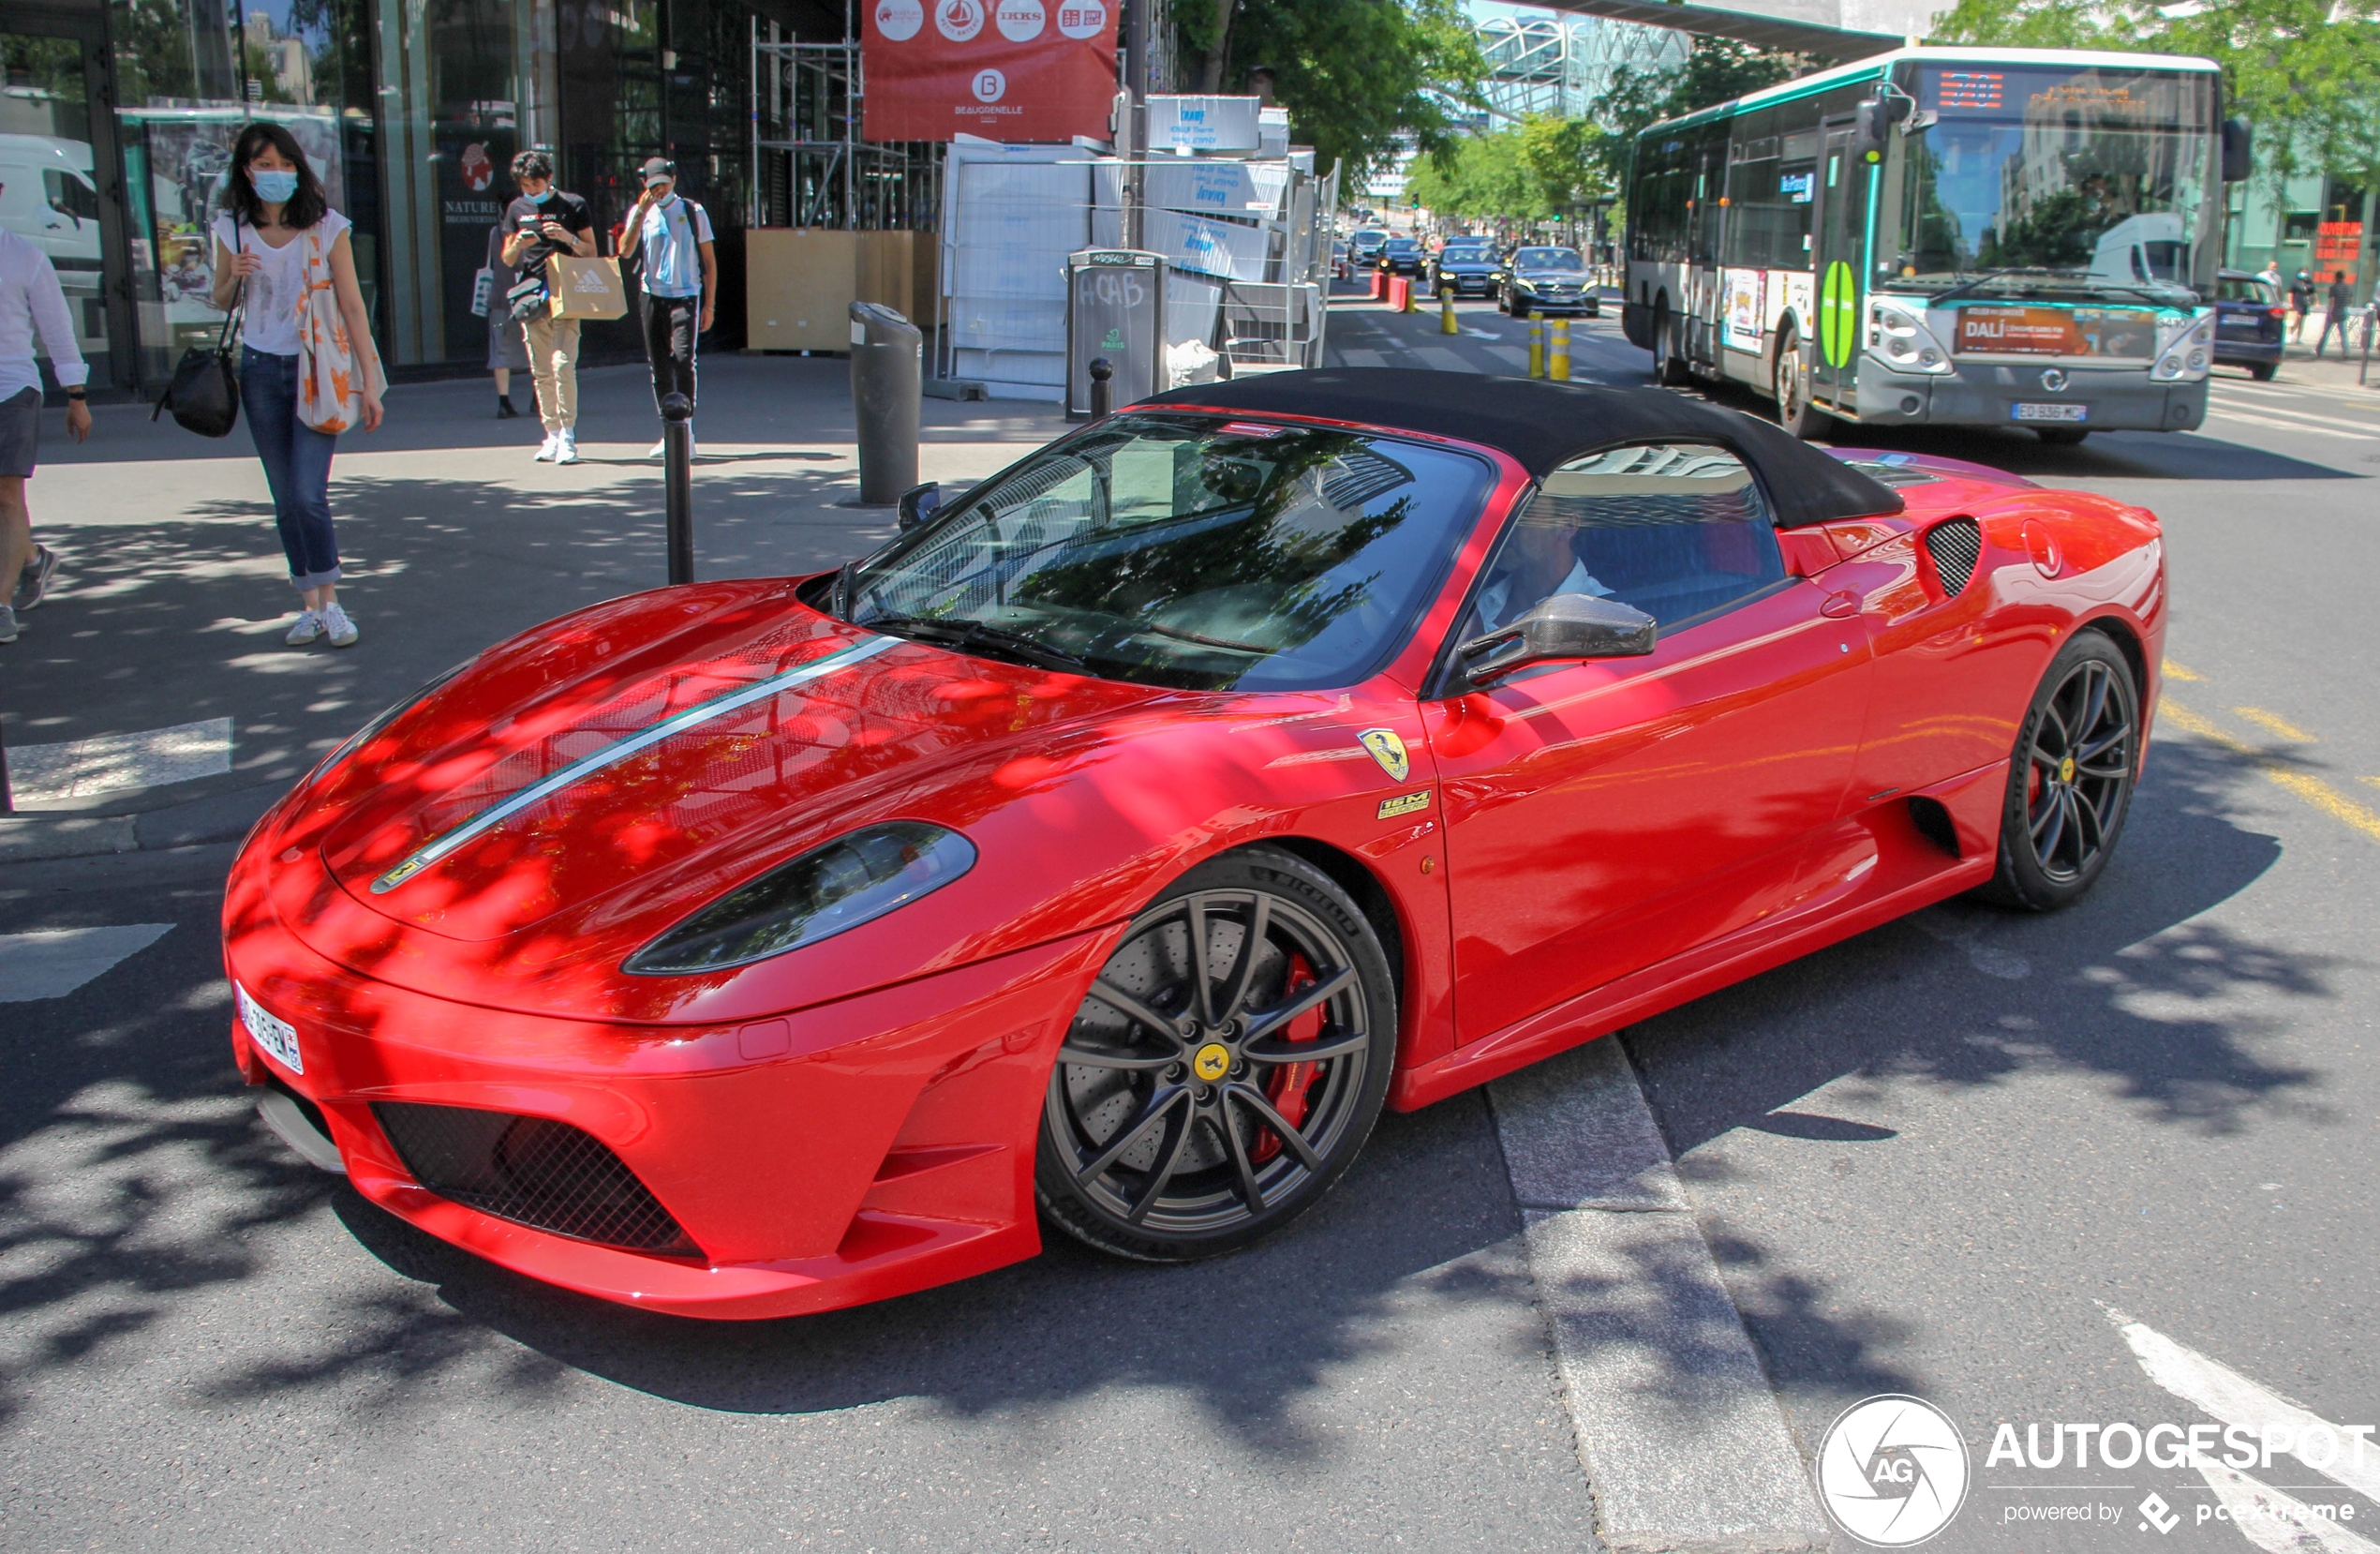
[370,635,897,895]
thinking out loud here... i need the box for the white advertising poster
[1145,95,1262,152]
[1140,159,1290,221]
[1148,207,1270,282]
[1777,271,1815,337]
[1724,268,1765,351]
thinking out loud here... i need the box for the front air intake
[373,1101,700,1257]
[1925,517,1983,596]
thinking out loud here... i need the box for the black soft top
[1140,368,1903,530]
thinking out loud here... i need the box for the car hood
[303,581,1161,949]
[1514,270,1585,282]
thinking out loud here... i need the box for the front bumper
[1511,292,1598,316]
[2213,337,2282,368]
[1849,359,2207,432]
[225,903,1109,1319]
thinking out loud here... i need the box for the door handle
[1820,590,1861,619]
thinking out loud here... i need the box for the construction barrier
[1369,267,1384,300]
[1389,276,1411,312]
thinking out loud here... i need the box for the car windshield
[1880,64,2217,302]
[2216,274,2274,305]
[1516,248,1583,270]
[1353,230,1385,245]
[842,415,1497,693]
[1386,238,1419,251]
[1443,245,1491,259]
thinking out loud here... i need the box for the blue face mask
[527,187,554,204]
[251,169,299,203]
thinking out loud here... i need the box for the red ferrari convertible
[223,370,2164,1319]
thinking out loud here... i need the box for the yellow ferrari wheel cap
[2060,755,2075,784]
[1192,1042,1231,1083]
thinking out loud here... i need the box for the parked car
[1377,236,1424,277]
[1502,246,1598,317]
[2211,268,2283,381]
[226,370,2164,1320]
[1430,242,1501,298]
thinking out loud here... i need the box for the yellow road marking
[2231,706,2315,742]
[2161,658,2203,682]
[2161,700,2380,844]
[2363,776,2380,793]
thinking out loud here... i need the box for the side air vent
[373,1101,700,1257]
[1925,517,1983,596]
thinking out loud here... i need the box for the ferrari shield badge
[1357,728,1410,783]
[1193,1042,1232,1083]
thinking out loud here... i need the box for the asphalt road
[4,303,2376,1553]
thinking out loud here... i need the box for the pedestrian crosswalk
[2204,383,2380,442]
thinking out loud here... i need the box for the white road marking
[5,718,232,804]
[2205,408,2372,441]
[1334,348,1387,367]
[0,925,175,1002]
[1492,1037,1829,1553]
[1414,346,1471,371]
[2207,399,2380,434]
[2107,1308,2380,1502]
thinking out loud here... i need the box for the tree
[1931,0,2380,190]
[1406,114,1622,223]
[1174,0,1489,185]
[1587,37,1809,187]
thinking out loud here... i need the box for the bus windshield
[1881,63,2216,302]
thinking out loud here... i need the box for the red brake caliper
[1249,952,1323,1164]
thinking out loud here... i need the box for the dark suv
[1377,237,1425,277]
[2211,269,2283,381]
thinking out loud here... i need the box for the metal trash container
[849,302,921,505]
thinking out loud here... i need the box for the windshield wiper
[1927,266,2055,305]
[859,612,1089,674]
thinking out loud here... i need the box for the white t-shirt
[213,210,350,356]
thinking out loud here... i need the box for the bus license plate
[2013,403,2088,423]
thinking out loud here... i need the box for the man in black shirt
[501,150,596,464]
[2314,271,2358,360]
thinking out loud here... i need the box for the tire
[1651,297,1688,385]
[1036,846,1397,1262]
[1774,327,1831,440]
[2035,426,2089,445]
[1976,631,2140,911]
[2249,362,2277,381]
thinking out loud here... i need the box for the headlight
[623,821,976,976]
[1867,299,1953,375]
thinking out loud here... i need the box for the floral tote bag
[294,227,365,435]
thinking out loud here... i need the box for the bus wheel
[2035,426,2089,446]
[1774,329,1831,440]
[1651,297,1688,386]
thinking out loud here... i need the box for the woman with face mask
[210,122,385,648]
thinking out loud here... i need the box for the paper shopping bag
[547,255,628,321]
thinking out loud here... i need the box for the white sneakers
[535,433,558,462]
[289,604,359,648]
[554,429,580,465]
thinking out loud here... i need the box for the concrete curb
[0,782,280,866]
[1491,1037,1832,1554]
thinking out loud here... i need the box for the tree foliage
[1931,0,2380,188]
[1175,0,1488,186]
[1587,38,1810,187]
[1407,114,1621,219]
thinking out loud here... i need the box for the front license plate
[237,980,304,1073]
[2012,402,2089,423]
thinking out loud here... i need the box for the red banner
[862,0,1119,143]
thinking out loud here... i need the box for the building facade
[2226,164,2373,307]
[0,0,842,398]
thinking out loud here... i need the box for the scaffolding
[748,23,941,232]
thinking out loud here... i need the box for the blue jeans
[241,346,341,591]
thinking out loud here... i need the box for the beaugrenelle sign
[863,0,1119,142]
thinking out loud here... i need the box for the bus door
[1689,141,1728,367]
[1810,119,1869,411]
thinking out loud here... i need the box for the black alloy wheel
[1981,632,2140,910]
[1036,847,1396,1262]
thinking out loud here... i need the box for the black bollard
[662,392,694,585]
[1088,356,1113,419]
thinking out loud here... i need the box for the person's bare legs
[1,476,30,603]
[302,581,336,615]
[494,367,511,399]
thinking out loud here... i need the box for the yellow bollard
[1401,276,1417,314]
[1550,318,1571,381]
[1527,311,1545,379]
[1441,287,1459,336]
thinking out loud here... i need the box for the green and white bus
[1622,48,2250,442]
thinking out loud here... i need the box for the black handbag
[153,278,243,438]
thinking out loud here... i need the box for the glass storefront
[0,0,761,394]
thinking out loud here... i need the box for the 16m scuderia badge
[1358,728,1409,783]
